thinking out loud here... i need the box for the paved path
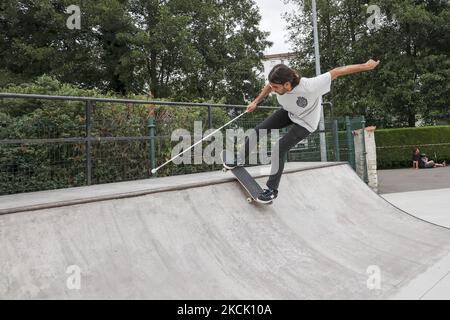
[378,167,450,194]
[381,189,450,229]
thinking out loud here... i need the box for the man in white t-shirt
[224,59,380,204]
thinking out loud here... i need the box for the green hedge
[0,76,234,195]
[375,126,450,169]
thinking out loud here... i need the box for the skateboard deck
[221,150,268,203]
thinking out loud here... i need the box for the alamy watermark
[66,5,81,30]
[366,4,381,31]
[170,122,292,172]
[66,265,82,290]
[366,265,382,290]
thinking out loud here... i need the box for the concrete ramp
[1,163,450,299]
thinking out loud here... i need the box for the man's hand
[246,84,272,112]
[363,59,380,71]
[246,101,258,113]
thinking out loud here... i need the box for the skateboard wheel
[222,168,228,173]
[247,198,253,203]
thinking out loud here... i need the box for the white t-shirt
[275,72,332,132]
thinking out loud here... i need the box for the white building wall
[262,54,293,81]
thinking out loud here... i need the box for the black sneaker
[257,188,278,204]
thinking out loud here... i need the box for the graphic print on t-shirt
[296,97,308,109]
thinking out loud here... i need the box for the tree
[0,0,272,105]
[284,0,449,128]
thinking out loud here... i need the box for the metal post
[361,116,368,184]
[207,105,213,129]
[283,127,291,162]
[85,100,92,185]
[312,0,327,162]
[345,116,355,170]
[148,117,157,177]
[312,0,321,77]
[333,119,340,161]
[322,102,336,161]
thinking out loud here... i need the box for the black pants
[239,108,311,191]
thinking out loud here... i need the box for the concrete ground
[381,189,450,229]
[378,166,450,194]
[1,162,450,299]
[378,167,450,229]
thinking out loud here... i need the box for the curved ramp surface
[1,163,450,299]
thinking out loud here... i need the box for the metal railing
[0,92,359,195]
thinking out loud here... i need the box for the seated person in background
[412,147,420,169]
[415,148,447,169]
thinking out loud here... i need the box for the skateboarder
[224,59,380,204]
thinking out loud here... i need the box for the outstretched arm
[246,84,273,112]
[329,59,380,81]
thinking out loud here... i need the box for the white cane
[151,111,248,174]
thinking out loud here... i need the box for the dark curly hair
[268,64,300,87]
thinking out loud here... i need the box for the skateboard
[221,150,270,204]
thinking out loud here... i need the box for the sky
[254,0,297,55]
